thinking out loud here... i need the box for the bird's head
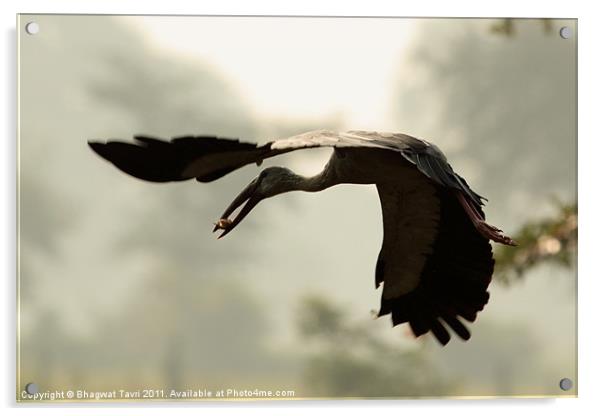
[213,166,299,238]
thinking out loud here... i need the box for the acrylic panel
[17,15,577,401]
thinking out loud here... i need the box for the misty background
[18,16,576,398]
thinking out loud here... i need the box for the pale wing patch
[270,130,392,151]
[270,130,339,150]
[377,175,440,299]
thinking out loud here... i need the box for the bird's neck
[294,169,337,193]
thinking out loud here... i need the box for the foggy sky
[18,15,576,397]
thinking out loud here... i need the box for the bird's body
[89,129,516,345]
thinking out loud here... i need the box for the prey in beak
[212,166,299,239]
[213,177,263,239]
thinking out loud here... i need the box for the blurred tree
[487,19,578,287]
[18,15,292,395]
[296,295,453,397]
[93,269,275,391]
[393,18,576,233]
[495,201,577,284]
[490,18,555,37]
[432,319,547,396]
[19,311,90,393]
[296,20,578,397]
[81,18,289,391]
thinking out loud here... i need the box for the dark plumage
[89,129,516,345]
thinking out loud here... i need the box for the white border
[3,1,600,415]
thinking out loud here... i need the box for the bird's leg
[455,191,517,246]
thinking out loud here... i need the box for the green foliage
[495,201,577,284]
[296,199,578,396]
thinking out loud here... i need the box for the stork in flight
[89,129,516,345]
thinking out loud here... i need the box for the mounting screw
[25,383,39,395]
[559,378,573,391]
[559,26,572,39]
[25,22,40,35]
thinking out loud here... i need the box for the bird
[88,129,516,346]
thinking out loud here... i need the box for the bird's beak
[213,178,262,239]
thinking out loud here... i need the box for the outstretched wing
[89,129,485,209]
[88,135,271,183]
[88,129,380,183]
[89,129,505,345]
[375,181,494,345]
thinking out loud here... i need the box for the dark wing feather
[377,187,494,345]
[88,135,271,183]
[288,130,487,209]
[360,131,487,210]
[272,130,488,214]
[89,129,486,213]
[89,129,500,346]
[88,129,379,183]
[412,152,487,212]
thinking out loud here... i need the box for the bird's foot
[475,220,517,246]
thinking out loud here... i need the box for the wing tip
[88,140,109,159]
